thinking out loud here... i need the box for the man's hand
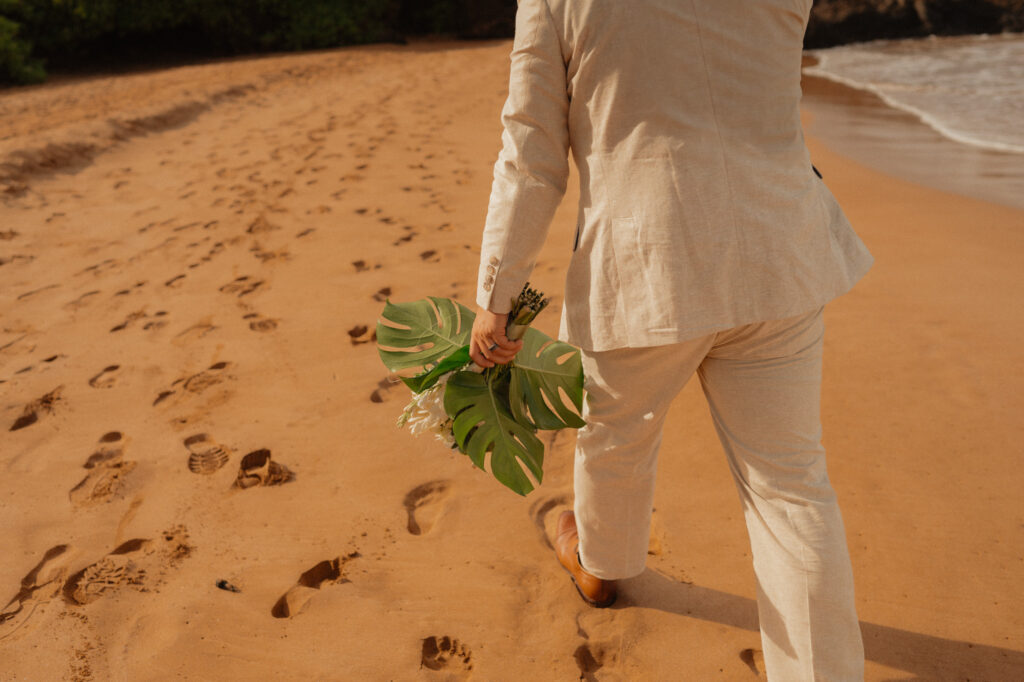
[470,307,523,368]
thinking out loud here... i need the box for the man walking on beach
[469,0,873,679]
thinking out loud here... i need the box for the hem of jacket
[559,251,874,353]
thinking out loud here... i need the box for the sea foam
[805,33,1024,155]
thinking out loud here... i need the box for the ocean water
[804,32,1024,155]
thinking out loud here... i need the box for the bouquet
[376,283,586,495]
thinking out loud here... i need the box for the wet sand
[1,40,1022,680]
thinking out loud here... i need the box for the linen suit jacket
[476,0,874,352]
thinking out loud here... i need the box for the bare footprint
[0,544,77,641]
[369,374,401,403]
[184,433,230,474]
[420,636,473,675]
[88,364,121,389]
[403,481,451,536]
[231,449,294,489]
[69,431,137,508]
[9,386,63,432]
[62,526,192,605]
[270,553,360,618]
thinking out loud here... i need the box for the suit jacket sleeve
[476,0,570,315]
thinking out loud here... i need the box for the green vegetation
[0,0,477,85]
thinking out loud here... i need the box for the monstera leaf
[377,296,587,495]
[443,369,544,496]
[376,297,475,389]
[508,329,585,431]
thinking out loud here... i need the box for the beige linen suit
[475,1,871,680]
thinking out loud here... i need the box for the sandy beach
[1,40,1022,680]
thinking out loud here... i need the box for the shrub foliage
[0,0,451,84]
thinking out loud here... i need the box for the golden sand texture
[2,40,1022,680]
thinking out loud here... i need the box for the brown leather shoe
[554,510,617,608]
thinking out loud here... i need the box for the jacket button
[483,281,493,291]
[489,255,500,266]
[486,264,497,275]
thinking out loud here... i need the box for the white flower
[397,373,456,448]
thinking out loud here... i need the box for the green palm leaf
[376,297,475,381]
[508,328,586,431]
[443,369,544,496]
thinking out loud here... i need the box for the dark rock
[806,0,1024,48]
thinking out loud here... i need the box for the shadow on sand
[626,569,1023,680]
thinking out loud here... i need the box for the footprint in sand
[231,449,294,490]
[348,325,376,346]
[372,287,392,302]
[219,275,264,297]
[181,361,232,394]
[351,259,381,272]
[574,642,606,681]
[78,259,119,278]
[164,274,187,288]
[419,250,440,263]
[270,552,360,619]
[141,311,169,331]
[184,433,230,474]
[171,320,217,346]
[9,386,63,432]
[2,354,62,383]
[529,494,572,550]
[250,242,290,263]
[403,481,451,536]
[87,364,121,389]
[573,615,622,681]
[392,230,417,246]
[420,636,473,675]
[247,214,281,235]
[112,281,147,297]
[740,648,766,676]
[369,374,401,403]
[64,290,101,311]
[69,431,137,508]
[62,525,192,606]
[0,544,78,641]
[242,313,279,333]
[109,309,147,332]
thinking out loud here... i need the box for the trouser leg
[697,307,864,681]
[573,336,712,580]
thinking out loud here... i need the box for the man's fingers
[470,339,495,367]
[492,334,521,351]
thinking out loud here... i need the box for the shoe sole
[559,561,617,608]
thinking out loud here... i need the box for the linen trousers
[573,305,864,681]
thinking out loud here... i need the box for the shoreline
[800,54,1024,211]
